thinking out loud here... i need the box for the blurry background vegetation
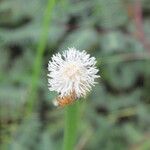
[0,0,150,150]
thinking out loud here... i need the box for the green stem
[63,102,79,150]
[26,0,56,114]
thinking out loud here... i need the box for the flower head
[48,47,99,98]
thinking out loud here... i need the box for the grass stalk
[26,0,56,114]
[63,102,79,150]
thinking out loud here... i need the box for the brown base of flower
[53,92,77,107]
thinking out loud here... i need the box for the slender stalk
[26,0,56,114]
[63,102,79,150]
[133,0,150,51]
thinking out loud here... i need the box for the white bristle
[52,99,58,106]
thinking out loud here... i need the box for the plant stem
[63,102,79,150]
[133,0,150,51]
[26,0,56,114]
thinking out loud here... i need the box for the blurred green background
[0,0,150,150]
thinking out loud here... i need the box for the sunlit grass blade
[26,0,56,114]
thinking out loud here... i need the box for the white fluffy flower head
[48,47,99,98]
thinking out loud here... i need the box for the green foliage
[95,0,128,29]
[0,0,150,150]
[8,116,41,150]
[60,28,98,50]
